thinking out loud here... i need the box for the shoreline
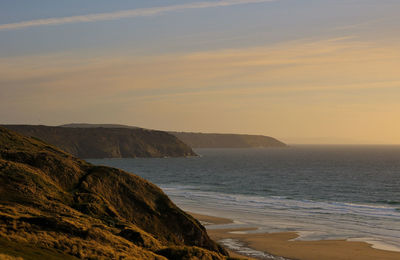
[190,212,400,260]
[188,212,234,225]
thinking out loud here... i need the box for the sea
[88,146,400,254]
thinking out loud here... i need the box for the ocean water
[88,146,400,252]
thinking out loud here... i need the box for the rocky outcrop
[0,127,227,259]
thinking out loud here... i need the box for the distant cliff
[0,127,227,259]
[1,125,196,158]
[61,123,140,129]
[63,124,287,149]
[170,132,286,148]
[61,124,287,149]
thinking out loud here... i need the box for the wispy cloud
[0,0,276,31]
[2,36,399,97]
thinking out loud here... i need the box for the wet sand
[188,212,233,225]
[191,212,400,260]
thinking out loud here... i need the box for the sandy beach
[188,212,233,225]
[191,212,400,260]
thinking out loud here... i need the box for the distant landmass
[0,126,227,259]
[1,125,196,159]
[170,132,286,148]
[1,124,285,160]
[61,123,287,148]
[61,123,140,129]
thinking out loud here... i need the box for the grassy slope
[0,127,227,259]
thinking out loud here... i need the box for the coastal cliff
[0,127,227,259]
[62,124,286,149]
[1,125,196,159]
[62,124,287,148]
[170,132,286,148]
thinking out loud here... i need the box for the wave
[219,238,291,260]
[161,184,400,220]
[161,183,400,252]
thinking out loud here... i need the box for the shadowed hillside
[170,132,286,148]
[0,127,228,259]
[1,125,196,159]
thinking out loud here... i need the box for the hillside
[170,132,286,148]
[1,125,196,159]
[65,123,286,148]
[0,127,228,259]
[61,124,286,149]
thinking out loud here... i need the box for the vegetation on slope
[0,127,227,259]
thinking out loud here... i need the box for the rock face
[170,132,287,148]
[1,125,197,158]
[0,127,227,259]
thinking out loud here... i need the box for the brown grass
[0,127,227,259]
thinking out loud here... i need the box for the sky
[1,0,400,144]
